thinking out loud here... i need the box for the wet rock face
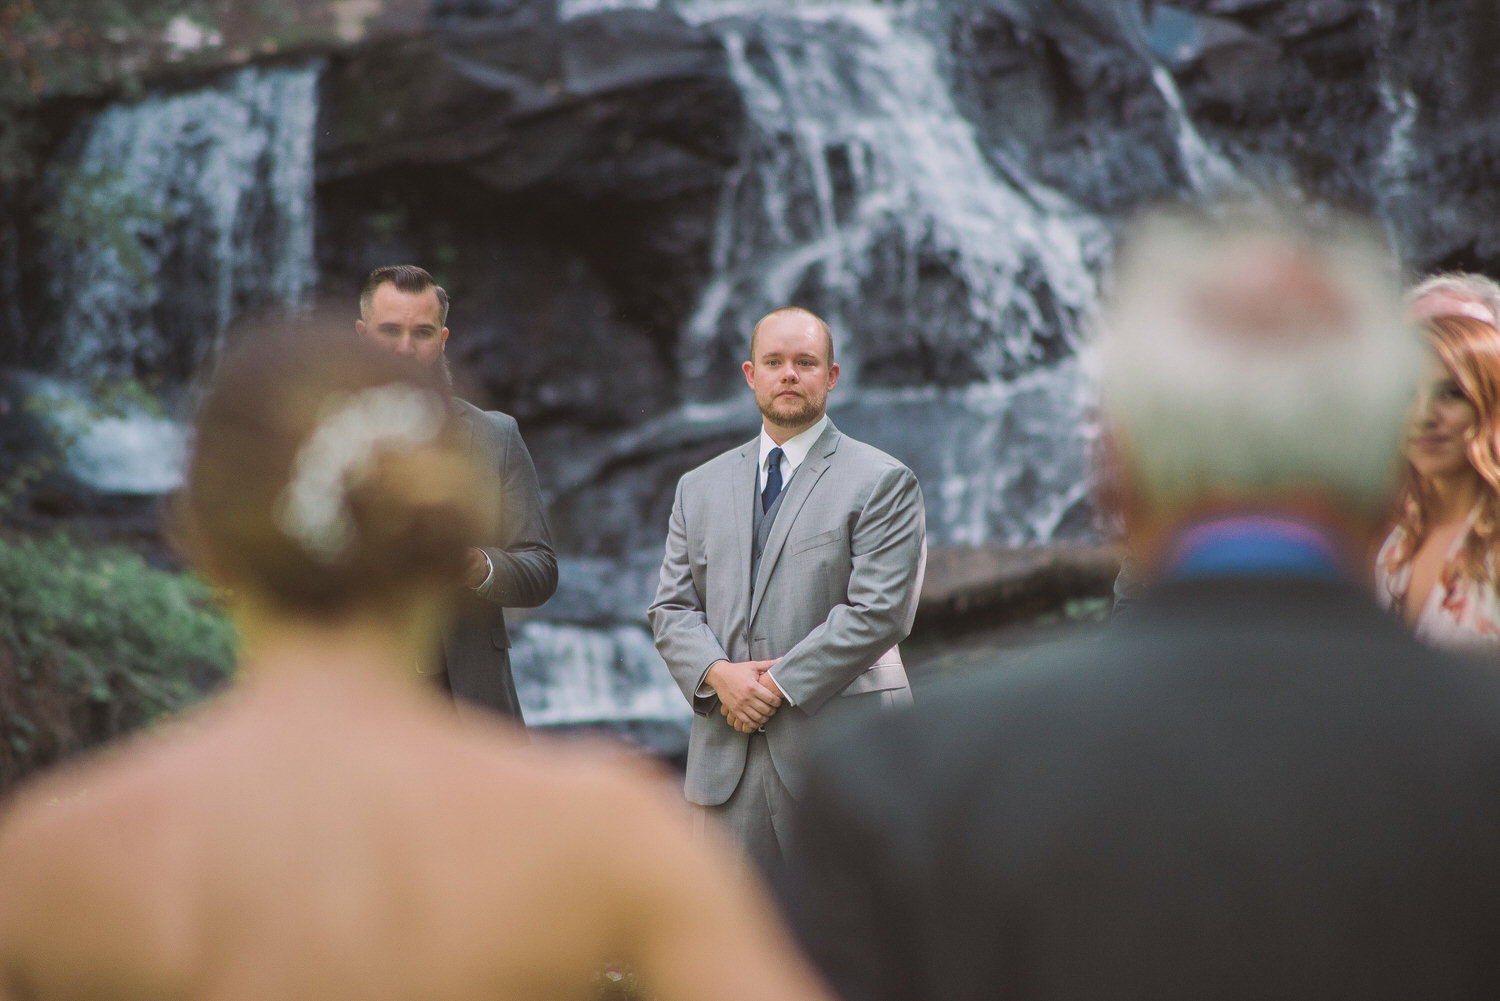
[20,0,1500,557]
[946,2,1183,214]
[945,0,1500,272]
[314,5,745,427]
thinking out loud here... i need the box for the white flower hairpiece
[273,383,446,563]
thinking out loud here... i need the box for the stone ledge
[917,541,1123,629]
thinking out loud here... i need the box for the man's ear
[827,362,839,390]
[440,327,449,349]
[355,319,368,337]
[742,360,755,389]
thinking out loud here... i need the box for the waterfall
[630,0,1103,546]
[14,374,190,495]
[1148,63,1244,198]
[673,0,1105,392]
[31,62,320,494]
[511,621,691,727]
[1368,1,1419,255]
[46,63,321,382]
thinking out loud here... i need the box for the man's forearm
[474,543,557,607]
[768,607,911,712]
[472,413,558,608]
[772,468,925,713]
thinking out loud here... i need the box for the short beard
[759,395,822,430]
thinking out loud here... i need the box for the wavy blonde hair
[1391,314,1500,584]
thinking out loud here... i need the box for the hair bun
[182,319,498,616]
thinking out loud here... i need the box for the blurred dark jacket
[442,401,556,721]
[785,573,1500,1001]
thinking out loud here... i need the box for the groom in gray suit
[649,306,926,874]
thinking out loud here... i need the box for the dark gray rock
[315,5,745,426]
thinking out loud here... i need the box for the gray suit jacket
[649,421,925,805]
[442,400,557,721]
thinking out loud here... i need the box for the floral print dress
[1376,504,1500,653]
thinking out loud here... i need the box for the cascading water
[47,63,320,381]
[1368,1,1419,256]
[1148,63,1245,199]
[35,63,321,493]
[679,0,1104,393]
[650,0,1110,546]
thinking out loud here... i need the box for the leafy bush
[0,531,235,794]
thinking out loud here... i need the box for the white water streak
[1149,63,1244,197]
[678,1,1104,387]
[512,622,692,725]
[49,64,320,378]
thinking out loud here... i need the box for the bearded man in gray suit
[649,306,926,875]
[356,265,557,722]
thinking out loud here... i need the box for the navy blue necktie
[762,447,784,512]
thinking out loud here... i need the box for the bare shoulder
[0,764,97,892]
[455,731,703,893]
[467,731,688,839]
[0,729,180,870]
[0,734,185,962]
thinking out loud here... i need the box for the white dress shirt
[699,415,830,709]
[757,414,828,496]
[755,415,828,706]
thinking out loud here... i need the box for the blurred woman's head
[1392,313,1500,579]
[178,320,494,620]
[1414,314,1500,492]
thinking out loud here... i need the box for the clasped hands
[706,659,783,734]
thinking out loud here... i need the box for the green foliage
[0,531,235,791]
[1,1,213,179]
[0,0,332,185]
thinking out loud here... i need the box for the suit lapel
[731,440,756,615]
[749,423,840,627]
[453,400,499,536]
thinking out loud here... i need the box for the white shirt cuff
[472,550,495,593]
[764,669,795,706]
[695,662,719,699]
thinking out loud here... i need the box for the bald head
[749,307,835,366]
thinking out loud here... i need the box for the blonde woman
[1377,313,1500,651]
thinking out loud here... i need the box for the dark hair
[177,319,491,617]
[359,265,450,327]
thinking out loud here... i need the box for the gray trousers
[698,733,794,880]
